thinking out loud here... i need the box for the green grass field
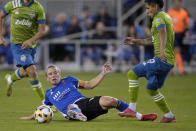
[0,71,196,131]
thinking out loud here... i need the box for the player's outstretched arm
[124,37,153,46]
[82,63,112,89]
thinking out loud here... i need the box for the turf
[0,71,196,131]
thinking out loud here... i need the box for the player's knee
[108,97,118,106]
[100,96,118,107]
[127,70,138,80]
[26,65,37,77]
[20,68,28,77]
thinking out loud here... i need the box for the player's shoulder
[63,76,78,81]
[155,11,169,20]
[180,8,188,15]
[167,8,175,14]
[4,0,15,9]
[33,0,43,8]
[33,0,41,5]
[157,11,167,17]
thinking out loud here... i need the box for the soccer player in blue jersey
[44,63,158,121]
[21,63,157,121]
[118,0,176,123]
[0,0,46,101]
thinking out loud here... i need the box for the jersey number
[143,59,155,66]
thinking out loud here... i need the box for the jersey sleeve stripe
[18,0,21,7]
[15,0,18,8]
[12,0,16,8]
[157,24,166,31]
[38,19,46,24]
[2,8,8,15]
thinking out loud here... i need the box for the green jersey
[3,0,46,48]
[151,9,175,66]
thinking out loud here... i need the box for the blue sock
[116,100,129,112]
[70,108,81,113]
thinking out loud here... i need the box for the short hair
[144,0,164,8]
[45,65,61,76]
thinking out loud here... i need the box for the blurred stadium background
[1,0,196,73]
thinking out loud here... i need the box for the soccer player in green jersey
[118,0,176,123]
[0,0,46,102]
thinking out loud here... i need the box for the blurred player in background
[0,0,46,101]
[119,0,176,123]
[21,63,157,121]
[167,0,189,75]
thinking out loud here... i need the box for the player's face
[174,0,181,9]
[145,3,157,18]
[46,67,61,86]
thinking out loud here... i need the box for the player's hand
[160,52,167,63]
[102,63,112,75]
[20,114,35,120]
[22,39,33,49]
[124,37,136,45]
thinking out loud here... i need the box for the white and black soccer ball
[34,105,54,123]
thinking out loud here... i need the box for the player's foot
[67,109,87,122]
[159,116,176,123]
[5,74,13,97]
[20,114,35,120]
[118,108,136,117]
[141,113,157,121]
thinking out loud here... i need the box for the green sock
[29,77,45,101]
[11,68,23,82]
[147,89,170,113]
[127,70,139,103]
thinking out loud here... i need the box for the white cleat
[5,74,13,97]
[67,110,87,122]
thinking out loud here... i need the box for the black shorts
[75,96,108,120]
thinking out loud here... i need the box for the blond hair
[45,65,61,76]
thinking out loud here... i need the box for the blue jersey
[44,76,86,117]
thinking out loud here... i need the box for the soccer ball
[34,105,54,123]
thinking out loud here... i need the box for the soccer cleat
[5,74,13,97]
[141,113,157,121]
[159,116,176,123]
[118,108,136,117]
[67,109,87,122]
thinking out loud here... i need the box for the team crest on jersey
[29,12,35,19]
[173,18,178,23]
[15,11,19,15]
[50,89,53,95]
[156,18,161,23]
[20,55,26,62]
[62,80,66,85]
